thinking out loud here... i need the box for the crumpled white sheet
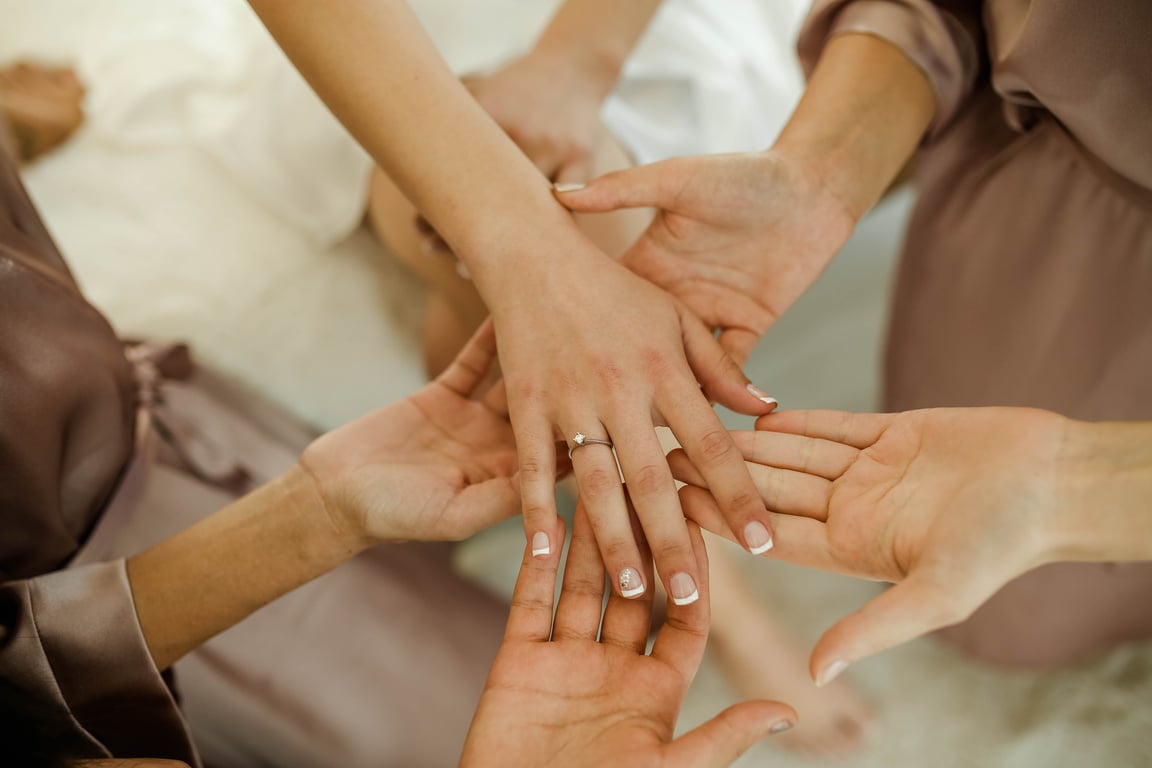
[0,0,804,430]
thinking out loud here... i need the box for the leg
[706,536,872,757]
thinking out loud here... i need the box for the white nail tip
[671,589,700,607]
[816,659,850,688]
[621,585,646,599]
[553,182,586,192]
[749,538,775,555]
[531,547,550,558]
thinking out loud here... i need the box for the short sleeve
[798,0,982,136]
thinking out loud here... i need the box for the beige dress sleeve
[797,0,983,135]
[1,563,198,764]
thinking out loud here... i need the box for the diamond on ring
[573,432,587,445]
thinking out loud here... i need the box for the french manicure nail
[531,531,550,558]
[553,182,586,193]
[743,520,774,554]
[669,573,699,606]
[816,659,850,688]
[769,721,795,735]
[747,384,779,410]
[618,567,645,598]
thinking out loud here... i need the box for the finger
[667,701,798,767]
[677,486,847,574]
[755,410,896,449]
[663,388,774,554]
[552,499,608,641]
[511,409,560,558]
[566,422,649,600]
[437,318,498,398]
[679,307,776,417]
[668,449,833,522]
[717,327,760,367]
[552,159,680,212]
[729,431,859,481]
[600,499,655,652]
[810,572,989,687]
[554,154,592,188]
[451,479,523,540]
[609,415,701,607]
[650,520,709,678]
[480,378,511,419]
[503,518,566,642]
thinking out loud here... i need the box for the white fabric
[1,0,805,430]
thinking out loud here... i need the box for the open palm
[558,152,855,362]
[462,504,794,767]
[300,322,523,543]
[672,407,1070,680]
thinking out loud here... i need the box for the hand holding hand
[670,407,1073,684]
[556,151,857,362]
[299,321,522,544]
[461,503,795,767]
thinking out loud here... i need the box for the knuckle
[723,490,763,516]
[653,539,695,565]
[595,361,626,391]
[579,467,621,499]
[697,428,737,464]
[600,536,637,563]
[627,463,674,498]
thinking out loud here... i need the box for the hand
[669,407,1072,684]
[461,503,796,767]
[556,151,857,363]
[299,321,523,544]
[486,234,780,611]
[464,48,605,184]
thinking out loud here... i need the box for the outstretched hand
[669,407,1071,685]
[462,502,795,767]
[556,151,856,363]
[299,320,525,544]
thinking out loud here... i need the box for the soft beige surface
[6,0,1152,765]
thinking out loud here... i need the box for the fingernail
[455,260,471,280]
[669,573,699,606]
[531,531,550,558]
[743,520,774,554]
[816,659,850,688]
[553,182,586,193]
[747,384,779,410]
[770,720,795,735]
[618,567,645,598]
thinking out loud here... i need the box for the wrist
[1045,419,1152,565]
[288,463,378,554]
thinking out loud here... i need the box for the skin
[556,33,937,363]
[129,323,520,669]
[669,407,1152,687]
[462,505,797,767]
[246,0,778,611]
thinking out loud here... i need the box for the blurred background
[3,0,1150,765]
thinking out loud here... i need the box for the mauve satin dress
[0,134,506,766]
[800,0,1152,665]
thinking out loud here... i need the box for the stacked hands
[299,308,1107,765]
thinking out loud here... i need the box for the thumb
[667,701,796,767]
[679,307,776,417]
[553,159,682,213]
[809,572,982,687]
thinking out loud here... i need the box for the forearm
[1048,421,1152,564]
[247,0,582,296]
[774,32,936,220]
[531,0,663,98]
[127,467,371,670]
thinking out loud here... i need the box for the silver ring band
[568,431,614,460]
